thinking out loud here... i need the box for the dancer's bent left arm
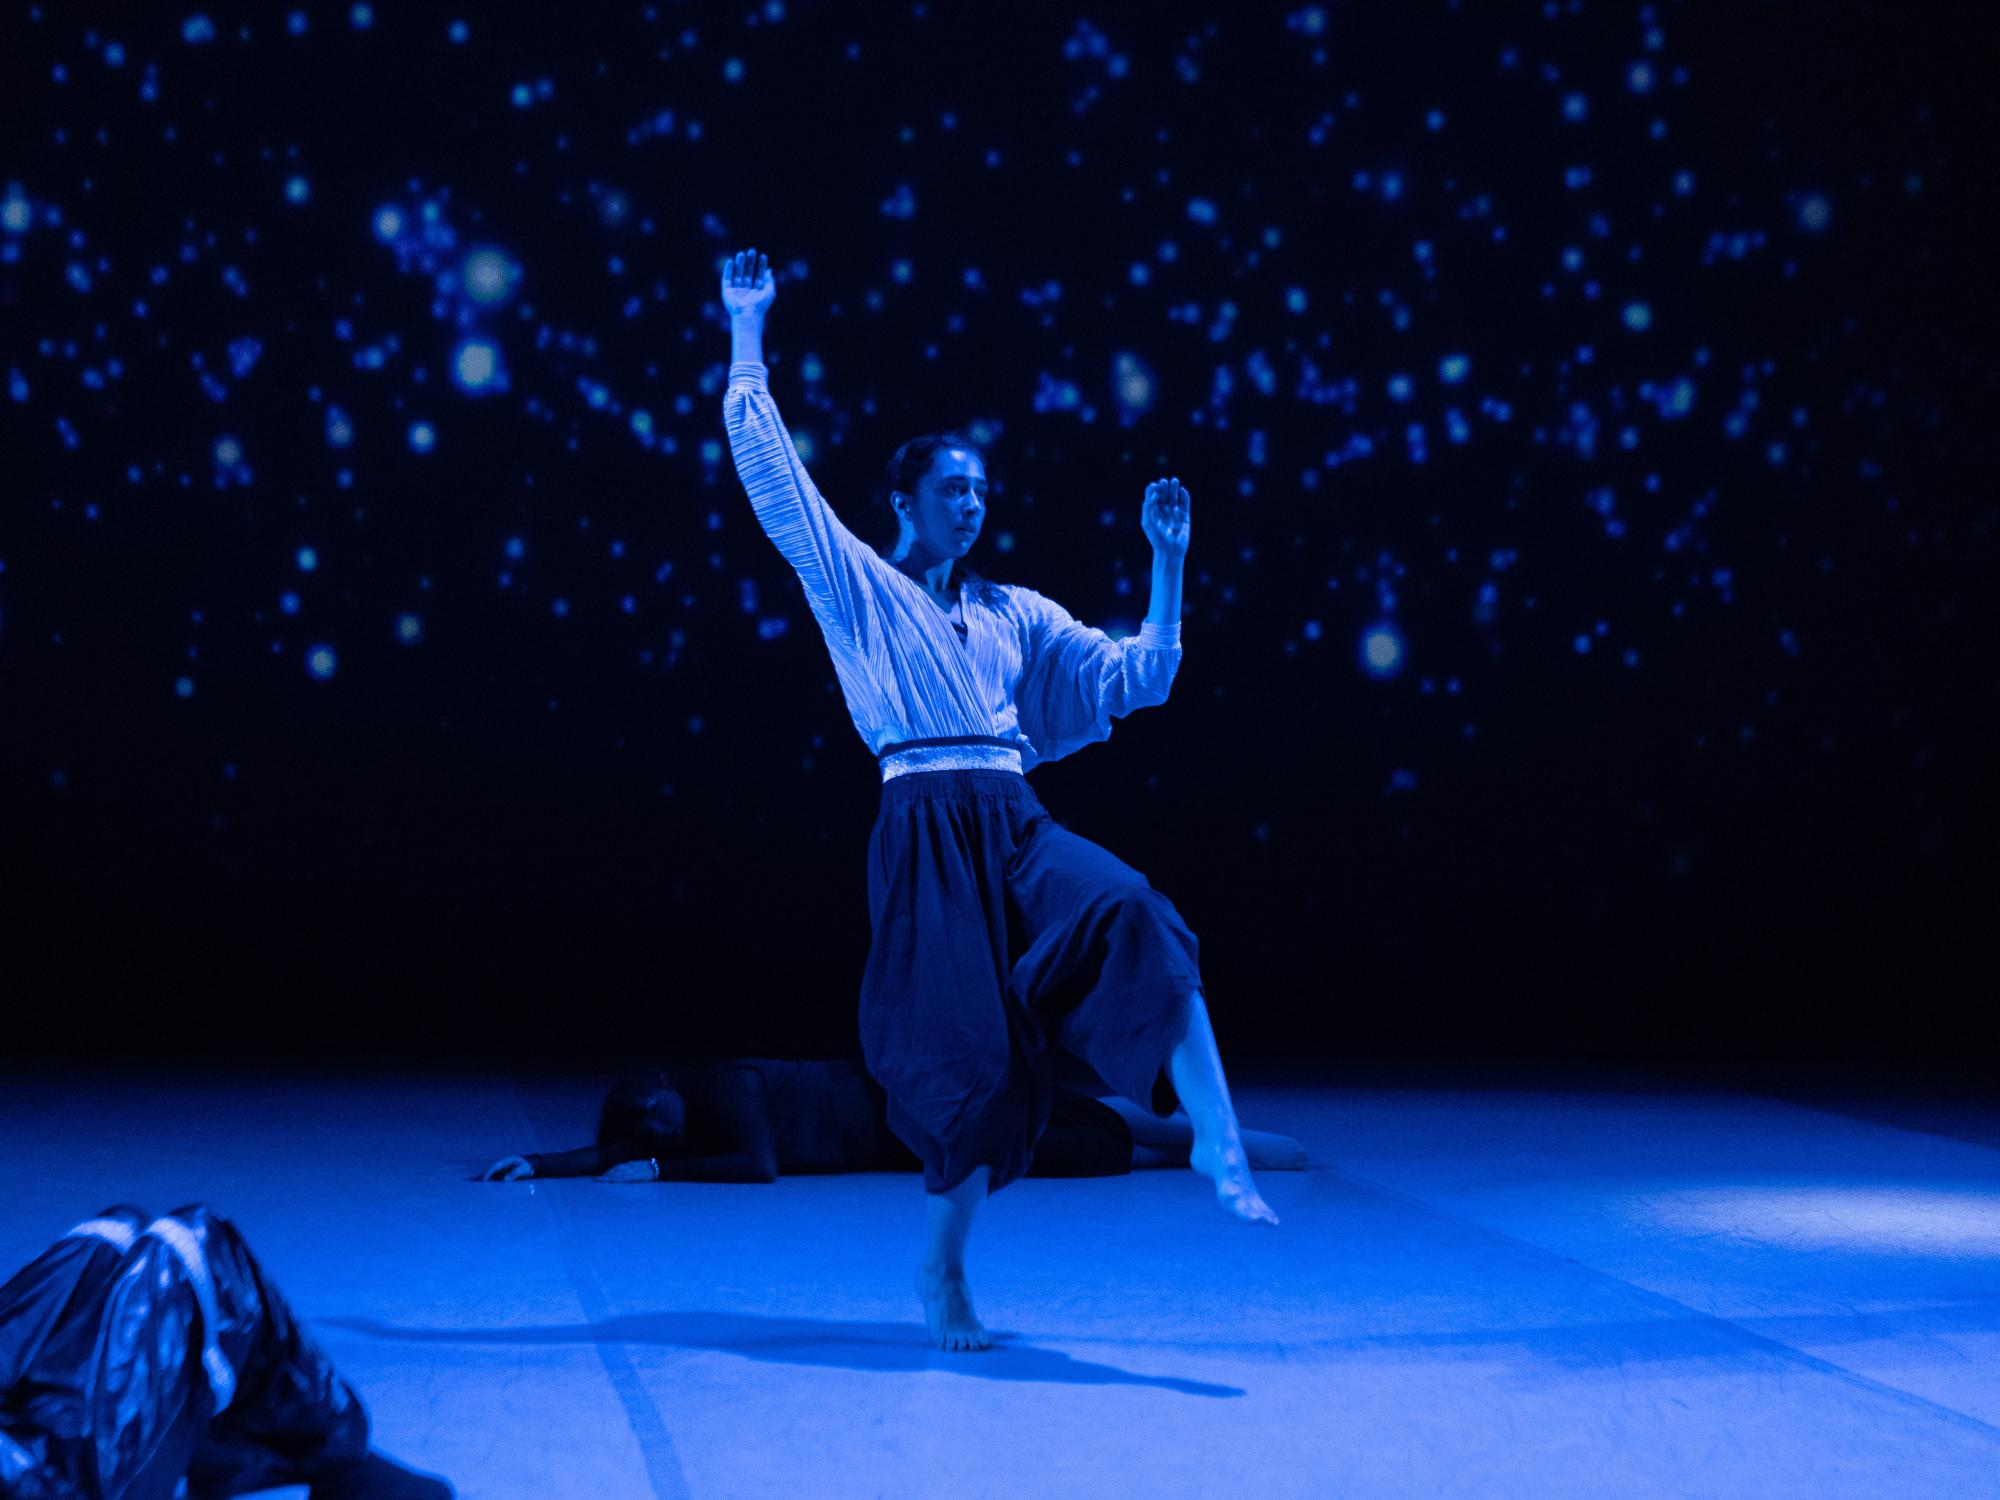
[1017,476,1191,766]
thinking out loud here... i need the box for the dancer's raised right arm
[719,248,884,656]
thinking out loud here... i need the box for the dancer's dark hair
[874,432,1006,605]
[596,1075,686,1158]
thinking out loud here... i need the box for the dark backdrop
[4,1,1995,1067]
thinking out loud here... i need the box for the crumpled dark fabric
[1,1206,369,1500]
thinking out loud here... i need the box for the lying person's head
[597,1076,687,1160]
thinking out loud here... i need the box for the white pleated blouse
[722,360,1183,781]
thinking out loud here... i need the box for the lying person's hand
[597,1159,660,1183]
[479,1155,535,1182]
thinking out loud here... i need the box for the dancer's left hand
[1142,475,1191,558]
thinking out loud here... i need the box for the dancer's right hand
[479,1155,535,1181]
[720,247,777,320]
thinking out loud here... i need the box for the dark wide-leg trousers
[860,769,1204,1194]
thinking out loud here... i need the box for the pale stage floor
[3,1066,1996,1499]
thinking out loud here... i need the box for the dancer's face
[893,450,987,565]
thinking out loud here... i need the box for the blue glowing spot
[1796,192,1832,232]
[1622,301,1652,331]
[1,194,30,234]
[758,616,790,640]
[451,337,502,393]
[723,57,744,82]
[1387,768,1419,793]
[1438,353,1469,384]
[393,613,423,644]
[1673,170,1695,196]
[182,14,216,45]
[8,369,27,402]
[891,258,912,284]
[880,183,917,220]
[66,263,91,293]
[1563,166,1592,190]
[504,535,525,560]
[1657,377,1696,419]
[227,337,262,378]
[373,205,404,242]
[1387,373,1413,402]
[1186,198,1217,225]
[551,598,569,618]
[1573,634,1591,654]
[1562,92,1588,121]
[407,421,435,453]
[1425,109,1446,131]
[449,20,468,42]
[285,175,309,204]
[296,547,318,573]
[1413,241,1432,263]
[286,10,307,34]
[1129,262,1151,286]
[801,354,823,382]
[279,591,301,615]
[511,83,532,108]
[1285,287,1307,313]
[1360,624,1404,679]
[350,3,373,28]
[305,645,338,681]
[700,439,722,464]
[214,436,242,466]
[1112,351,1156,416]
[324,406,353,448]
[1379,171,1403,201]
[174,676,194,698]
[105,41,126,66]
[630,409,653,437]
[1628,61,1655,92]
[461,247,516,305]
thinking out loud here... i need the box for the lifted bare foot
[1191,1134,1280,1225]
[916,1264,992,1351]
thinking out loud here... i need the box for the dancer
[479,1057,1309,1182]
[719,246,1276,1355]
[0,1205,452,1499]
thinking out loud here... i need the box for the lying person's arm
[602,1065,780,1184]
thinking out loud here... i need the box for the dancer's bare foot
[916,1264,992,1351]
[1241,1128,1309,1171]
[1191,1134,1280,1225]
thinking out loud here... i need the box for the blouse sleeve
[722,360,891,660]
[1013,589,1183,767]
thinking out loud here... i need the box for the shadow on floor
[325,1311,1245,1397]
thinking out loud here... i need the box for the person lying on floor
[479,1055,1308,1183]
[0,1204,451,1500]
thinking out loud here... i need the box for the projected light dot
[504,536,525,560]
[452,337,501,391]
[396,612,423,644]
[1,196,30,234]
[296,547,318,572]
[305,645,338,680]
[214,437,242,466]
[175,676,195,698]
[1623,301,1653,331]
[448,20,468,44]
[408,421,435,452]
[462,248,515,305]
[511,83,531,108]
[279,591,300,615]
[1797,193,1831,232]
[373,206,404,242]
[1562,92,1588,121]
[1438,353,1469,384]
[1360,623,1405,678]
[285,176,309,204]
[350,3,373,28]
[183,15,216,45]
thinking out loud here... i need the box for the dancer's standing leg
[916,1166,992,1351]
